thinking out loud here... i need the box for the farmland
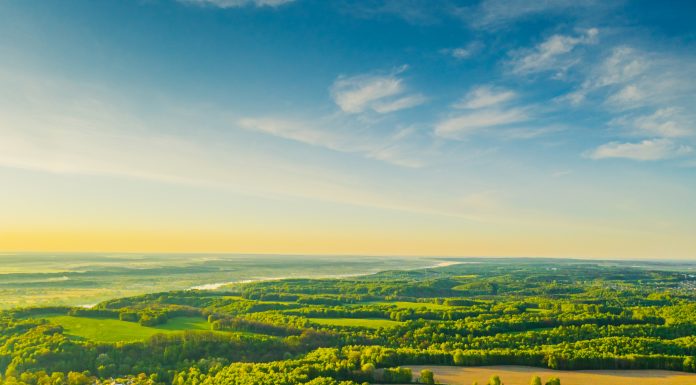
[406,365,696,385]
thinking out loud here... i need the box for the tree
[684,356,695,372]
[361,363,375,379]
[530,375,542,385]
[453,350,465,365]
[545,377,560,385]
[419,369,434,385]
[489,375,502,385]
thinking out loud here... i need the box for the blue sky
[0,0,695,258]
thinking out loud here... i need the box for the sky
[0,0,695,259]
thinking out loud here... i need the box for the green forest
[1,259,695,385]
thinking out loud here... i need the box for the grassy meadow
[42,316,213,342]
[308,317,402,329]
[370,301,452,310]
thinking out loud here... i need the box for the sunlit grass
[43,315,212,342]
[308,317,401,329]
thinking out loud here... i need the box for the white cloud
[342,0,444,25]
[238,117,338,148]
[441,41,484,60]
[587,139,692,161]
[607,84,644,105]
[595,47,646,87]
[561,47,650,107]
[454,86,516,109]
[451,48,473,59]
[238,117,425,167]
[624,108,692,138]
[1,68,460,220]
[564,46,696,163]
[373,94,427,113]
[330,67,425,114]
[179,0,295,8]
[434,108,528,139]
[500,125,563,140]
[467,0,612,29]
[511,28,598,75]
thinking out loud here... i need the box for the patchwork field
[407,365,696,385]
[308,317,402,329]
[43,316,212,342]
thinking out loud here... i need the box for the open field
[370,301,452,310]
[43,316,212,342]
[407,365,696,385]
[308,317,402,329]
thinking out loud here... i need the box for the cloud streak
[467,0,614,29]
[238,116,426,168]
[435,108,528,139]
[511,28,598,75]
[454,86,516,109]
[330,66,425,114]
[587,139,692,161]
[179,0,295,8]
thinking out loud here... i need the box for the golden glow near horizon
[1,228,694,259]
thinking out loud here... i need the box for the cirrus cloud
[179,0,295,8]
[454,86,516,109]
[587,139,692,161]
[330,66,426,114]
[511,28,598,76]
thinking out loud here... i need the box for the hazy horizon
[1,251,696,262]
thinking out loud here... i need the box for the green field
[308,317,402,329]
[44,316,212,342]
[371,301,452,310]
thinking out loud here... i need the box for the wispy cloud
[441,41,484,60]
[587,139,693,161]
[511,28,598,75]
[607,84,644,106]
[454,86,516,109]
[466,0,614,30]
[611,108,693,138]
[340,0,446,25]
[330,66,425,114]
[373,94,428,113]
[559,45,696,161]
[179,0,295,8]
[238,116,426,167]
[0,68,461,220]
[435,108,528,139]
[564,46,646,106]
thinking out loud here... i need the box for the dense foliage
[1,259,694,385]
